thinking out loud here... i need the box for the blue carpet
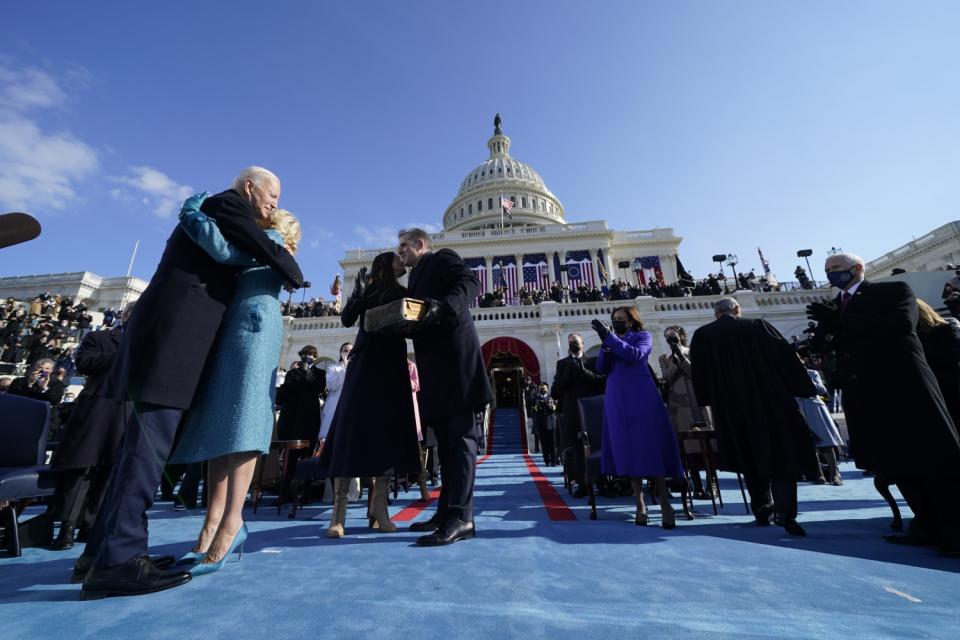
[2,408,958,639]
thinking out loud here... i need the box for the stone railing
[866,221,960,273]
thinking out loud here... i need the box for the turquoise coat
[169,210,284,463]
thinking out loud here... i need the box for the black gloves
[806,300,841,333]
[420,298,447,327]
[591,318,611,341]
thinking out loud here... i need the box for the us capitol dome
[443,116,565,231]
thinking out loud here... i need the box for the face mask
[568,343,581,354]
[612,320,629,334]
[826,268,856,289]
[302,356,315,365]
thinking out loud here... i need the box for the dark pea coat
[690,315,817,478]
[550,354,605,443]
[107,189,303,409]
[276,364,325,444]
[317,286,421,477]
[406,249,492,422]
[52,326,130,470]
[832,280,960,476]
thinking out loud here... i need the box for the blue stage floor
[2,409,957,639]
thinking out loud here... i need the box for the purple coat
[597,330,684,477]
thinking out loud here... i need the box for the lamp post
[712,254,729,293]
[726,253,739,289]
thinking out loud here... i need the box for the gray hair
[232,166,280,192]
[32,358,56,371]
[714,297,740,316]
[828,252,865,269]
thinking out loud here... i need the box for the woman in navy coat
[591,307,684,528]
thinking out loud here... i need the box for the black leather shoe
[572,485,588,499]
[416,519,475,547]
[778,519,806,537]
[937,540,960,558]
[754,506,772,527]
[409,513,444,533]
[71,553,176,584]
[884,532,936,547]
[49,526,75,551]
[80,556,191,600]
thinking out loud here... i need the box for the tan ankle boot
[369,476,397,533]
[327,478,349,538]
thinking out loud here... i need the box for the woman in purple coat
[591,307,684,528]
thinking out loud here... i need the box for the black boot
[49,523,75,551]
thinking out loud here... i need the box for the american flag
[493,256,519,303]
[634,255,664,286]
[499,195,514,219]
[522,253,550,290]
[463,257,487,306]
[565,250,595,289]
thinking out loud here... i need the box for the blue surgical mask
[827,269,856,289]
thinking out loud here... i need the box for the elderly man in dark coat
[807,252,960,556]
[399,228,493,546]
[691,297,817,536]
[76,167,303,599]
[47,305,135,552]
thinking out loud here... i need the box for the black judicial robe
[690,315,817,478]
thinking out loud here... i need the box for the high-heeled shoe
[190,524,248,576]
[635,512,648,526]
[174,549,206,568]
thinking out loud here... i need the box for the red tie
[841,292,852,311]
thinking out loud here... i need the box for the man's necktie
[841,291,852,311]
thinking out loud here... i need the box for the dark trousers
[85,403,183,567]
[558,413,585,485]
[161,462,205,507]
[49,466,111,532]
[744,475,798,521]
[539,429,557,466]
[434,412,479,522]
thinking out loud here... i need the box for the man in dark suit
[691,297,817,536]
[399,228,492,546]
[551,332,604,497]
[76,167,303,599]
[807,252,960,556]
[48,304,135,551]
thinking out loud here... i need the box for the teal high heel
[174,550,206,568]
[190,524,248,576]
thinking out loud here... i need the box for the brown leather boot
[369,476,397,533]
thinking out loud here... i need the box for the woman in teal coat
[168,192,300,574]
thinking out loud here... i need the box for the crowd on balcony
[281,297,341,318]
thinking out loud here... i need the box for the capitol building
[284,119,832,405]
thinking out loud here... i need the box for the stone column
[589,248,600,287]
[485,255,494,294]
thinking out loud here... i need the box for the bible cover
[363,297,426,334]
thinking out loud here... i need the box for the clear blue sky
[2,1,959,291]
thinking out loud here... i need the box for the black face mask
[612,320,629,334]
[569,343,582,354]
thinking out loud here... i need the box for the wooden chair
[678,427,749,515]
[577,395,606,520]
[250,439,311,514]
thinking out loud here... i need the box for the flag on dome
[499,194,514,219]
[634,256,664,285]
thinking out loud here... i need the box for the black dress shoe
[778,519,806,537]
[572,485,588,499]
[80,556,191,600]
[937,540,960,558]
[754,506,772,527]
[416,519,475,547]
[49,526,75,551]
[884,532,936,547]
[75,528,89,543]
[409,513,444,533]
[71,553,176,584]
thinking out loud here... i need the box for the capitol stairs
[3,411,959,638]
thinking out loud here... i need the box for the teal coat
[169,209,284,463]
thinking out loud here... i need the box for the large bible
[363,298,426,334]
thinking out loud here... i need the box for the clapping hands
[591,318,611,341]
[351,267,368,299]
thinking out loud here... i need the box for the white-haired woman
[166,192,301,575]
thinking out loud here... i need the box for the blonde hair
[917,298,948,331]
[270,208,301,254]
